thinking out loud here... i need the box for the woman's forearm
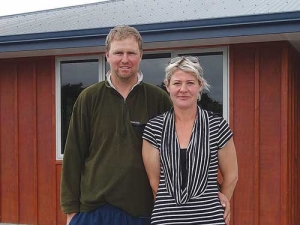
[220,174,238,200]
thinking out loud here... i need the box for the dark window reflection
[139,52,223,114]
[140,53,171,88]
[61,59,99,153]
[179,53,223,114]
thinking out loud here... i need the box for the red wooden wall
[0,41,299,225]
[230,42,300,225]
[0,57,57,224]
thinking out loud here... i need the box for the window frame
[55,55,105,160]
[55,47,229,160]
[172,47,229,121]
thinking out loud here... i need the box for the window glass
[140,53,171,90]
[179,53,223,114]
[60,59,99,153]
[57,50,227,159]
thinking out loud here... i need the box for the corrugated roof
[1,0,300,57]
[1,0,300,36]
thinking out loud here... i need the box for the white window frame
[55,47,229,159]
[172,47,230,121]
[55,55,105,160]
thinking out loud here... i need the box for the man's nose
[121,54,129,62]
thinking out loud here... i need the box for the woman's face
[166,70,202,109]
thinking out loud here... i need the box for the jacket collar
[105,71,143,90]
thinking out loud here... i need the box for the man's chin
[117,73,135,79]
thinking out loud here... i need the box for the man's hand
[66,213,76,225]
[218,192,230,224]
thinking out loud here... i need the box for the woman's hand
[218,192,230,224]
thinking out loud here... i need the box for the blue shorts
[69,204,151,225]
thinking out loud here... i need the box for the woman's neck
[174,105,198,123]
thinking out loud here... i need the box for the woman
[142,56,238,225]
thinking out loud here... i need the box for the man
[60,25,230,225]
[60,25,171,225]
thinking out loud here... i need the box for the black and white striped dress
[142,108,233,225]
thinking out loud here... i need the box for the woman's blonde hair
[165,56,210,100]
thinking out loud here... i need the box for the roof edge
[1,11,300,53]
[0,0,118,19]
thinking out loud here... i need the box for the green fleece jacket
[60,80,172,217]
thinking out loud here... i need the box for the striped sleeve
[142,115,164,149]
[218,116,233,148]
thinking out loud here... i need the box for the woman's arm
[142,139,161,198]
[218,137,238,201]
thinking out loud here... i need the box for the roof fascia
[1,11,300,52]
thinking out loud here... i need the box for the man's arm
[60,94,90,214]
[142,140,160,198]
[66,213,76,225]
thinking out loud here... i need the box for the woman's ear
[164,80,170,93]
[198,80,204,90]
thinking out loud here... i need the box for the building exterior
[0,0,300,224]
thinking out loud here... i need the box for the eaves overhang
[0,11,300,53]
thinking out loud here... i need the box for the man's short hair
[105,25,143,52]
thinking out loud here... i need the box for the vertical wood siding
[287,47,300,225]
[230,46,256,224]
[0,61,19,223]
[0,57,55,224]
[0,41,299,225]
[230,42,300,225]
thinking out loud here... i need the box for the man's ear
[140,50,143,60]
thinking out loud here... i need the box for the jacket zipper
[121,98,128,136]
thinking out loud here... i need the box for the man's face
[106,36,142,82]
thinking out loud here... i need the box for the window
[141,53,171,89]
[140,49,228,116]
[56,56,104,159]
[175,48,229,118]
[55,48,228,159]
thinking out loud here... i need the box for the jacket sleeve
[161,90,172,113]
[60,92,91,214]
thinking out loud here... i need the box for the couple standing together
[60,25,238,225]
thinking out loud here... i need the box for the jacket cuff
[61,204,80,214]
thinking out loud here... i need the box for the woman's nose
[180,84,188,92]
